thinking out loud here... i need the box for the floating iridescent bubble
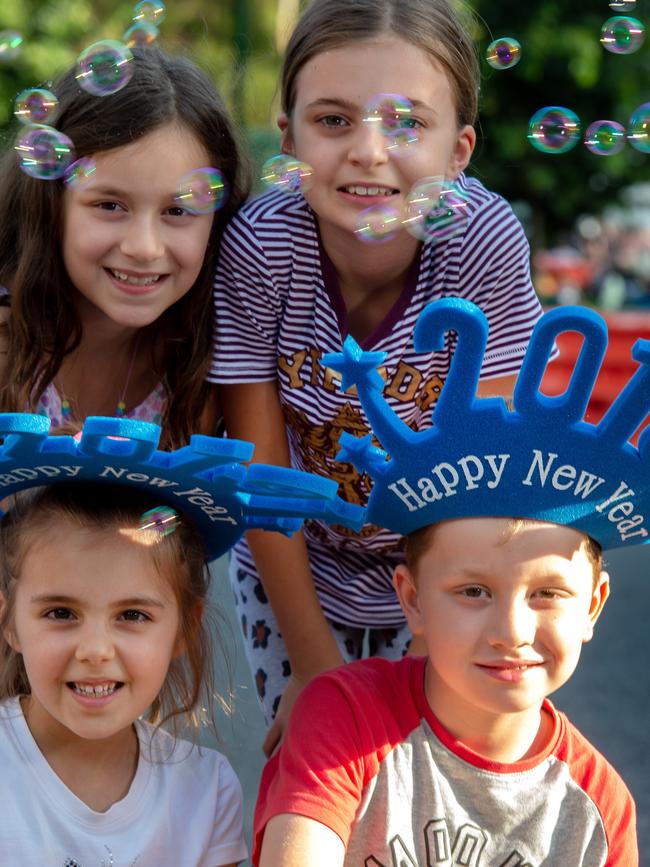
[610,0,636,8]
[133,0,166,25]
[384,127,420,158]
[139,505,180,539]
[528,106,581,154]
[14,88,59,126]
[64,156,97,188]
[627,102,650,153]
[260,154,314,195]
[600,16,645,54]
[123,21,159,48]
[584,120,626,156]
[355,204,401,243]
[363,93,414,134]
[176,167,227,214]
[0,30,22,62]
[76,40,134,97]
[403,178,471,244]
[15,124,75,180]
[486,37,522,70]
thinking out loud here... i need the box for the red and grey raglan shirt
[210,175,545,629]
[253,657,638,866]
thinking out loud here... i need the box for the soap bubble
[176,167,227,214]
[384,127,420,158]
[15,125,75,180]
[261,154,314,194]
[627,102,650,153]
[486,37,522,70]
[133,0,166,25]
[138,506,179,539]
[123,21,159,48]
[600,16,645,54]
[0,30,23,62]
[14,88,59,125]
[610,0,636,8]
[363,93,414,134]
[64,157,97,188]
[528,106,581,154]
[584,120,626,156]
[355,204,401,243]
[76,40,134,97]
[403,177,471,244]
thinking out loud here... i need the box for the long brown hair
[281,0,479,129]
[0,483,228,737]
[0,47,251,448]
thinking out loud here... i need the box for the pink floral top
[35,380,166,428]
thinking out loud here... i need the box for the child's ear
[393,564,424,637]
[446,124,476,179]
[583,570,610,643]
[277,113,295,155]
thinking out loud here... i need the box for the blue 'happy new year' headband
[324,299,650,550]
[0,414,364,559]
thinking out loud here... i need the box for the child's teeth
[346,185,393,196]
[73,682,117,697]
[111,269,159,286]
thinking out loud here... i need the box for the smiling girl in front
[0,47,249,446]
[0,484,247,866]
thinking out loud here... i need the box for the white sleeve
[203,755,249,866]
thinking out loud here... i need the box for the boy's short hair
[405,518,603,586]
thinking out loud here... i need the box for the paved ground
[207,546,650,866]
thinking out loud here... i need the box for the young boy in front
[253,299,641,866]
[253,516,636,866]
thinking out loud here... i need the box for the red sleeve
[555,715,638,866]
[251,658,423,866]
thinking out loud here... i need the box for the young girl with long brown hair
[0,46,250,447]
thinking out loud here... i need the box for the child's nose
[488,598,536,649]
[75,622,116,664]
[348,121,390,169]
[120,215,165,262]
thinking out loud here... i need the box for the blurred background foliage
[0,0,649,250]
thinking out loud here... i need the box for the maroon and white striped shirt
[210,174,545,627]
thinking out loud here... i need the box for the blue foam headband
[323,299,650,550]
[0,414,364,560]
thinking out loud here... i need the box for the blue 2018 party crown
[323,299,650,550]
[0,414,364,560]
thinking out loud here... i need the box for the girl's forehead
[17,522,177,602]
[294,36,453,106]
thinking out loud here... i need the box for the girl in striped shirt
[211,0,545,753]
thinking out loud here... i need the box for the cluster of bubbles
[175,167,227,214]
[124,0,166,48]
[528,103,650,156]
[362,93,420,157]
[261,154,314,194]
[0,30,22,62]
[486,37,522,70]
[138,506,180,542]
[600,15,645,54]
[355,177,471,245]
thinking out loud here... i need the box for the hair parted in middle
[0,482,228,738]
[0,46,252,448]
[281,0,479,128]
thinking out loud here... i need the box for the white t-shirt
[0,697,248,867]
